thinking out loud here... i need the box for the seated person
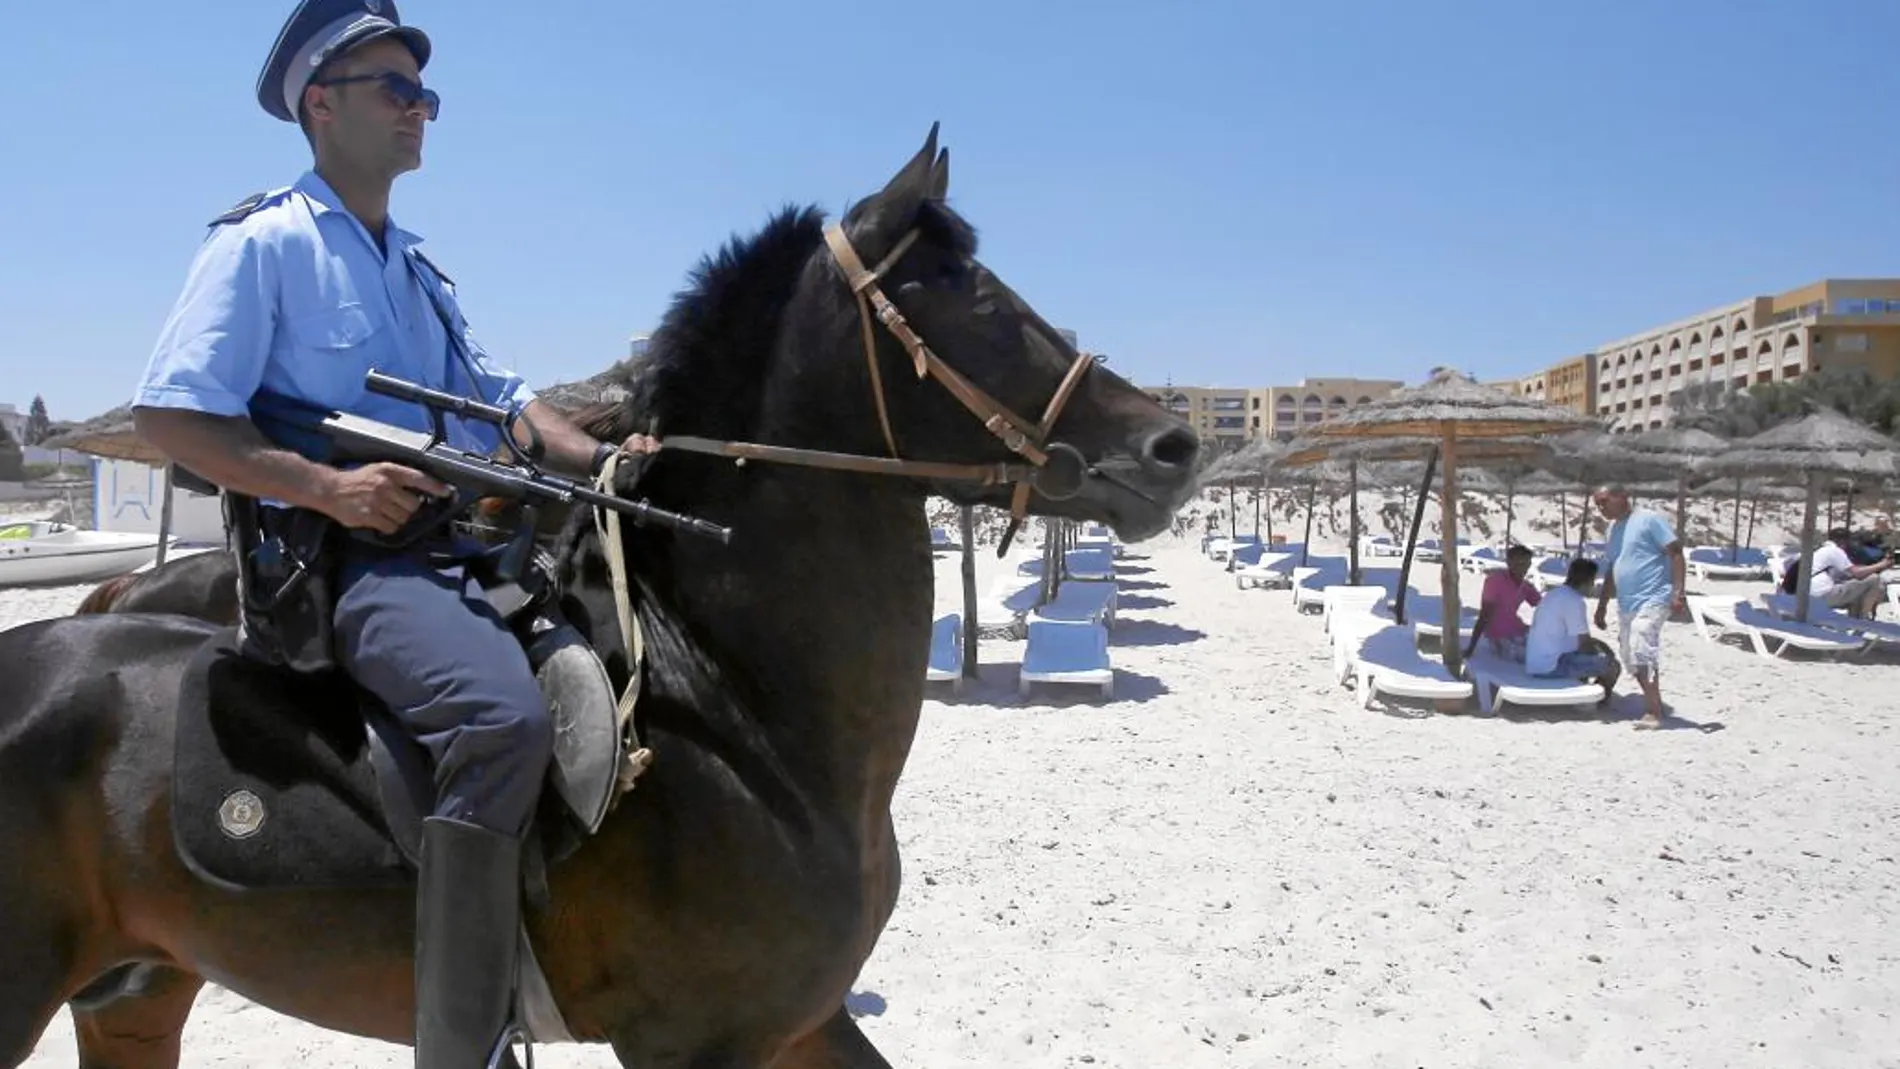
[1809,527,1891,619]
[1526,558,1621,703]
[1464,544,1541,663]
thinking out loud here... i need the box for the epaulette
[209,191,274,227]
[411,246,455,288]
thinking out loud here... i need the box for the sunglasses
[312,71,441,121]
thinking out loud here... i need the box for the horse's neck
[637,467,933,820]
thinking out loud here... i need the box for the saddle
[169,551,641,897]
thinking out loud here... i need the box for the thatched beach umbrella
[40,404,186,565]
[1618,426,1730,537]
[1700,406,1899,621]
[1307,371,1597,675]
[1199,438,1289,545]
[1277,433,1550,606]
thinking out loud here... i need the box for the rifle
[250,371,732,580]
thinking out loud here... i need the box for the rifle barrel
[365,371,514,426]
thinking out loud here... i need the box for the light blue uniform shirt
[1604,509,1679,614]
[133,170,533,458]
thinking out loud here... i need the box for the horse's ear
[928,147,949,201]
[878,122,940,203]
[854,124,940,229]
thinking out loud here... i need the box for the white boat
[0,521,170,587]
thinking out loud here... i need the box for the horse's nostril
[1144,428,1199,469]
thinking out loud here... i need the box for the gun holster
[226,493,341,675]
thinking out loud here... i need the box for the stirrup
[488,1025,531,1069]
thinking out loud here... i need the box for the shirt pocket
[281,303,384,403]
[286,302,378,350]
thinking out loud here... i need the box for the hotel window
[1831,298,1900,315]
[1835,332,1870,352]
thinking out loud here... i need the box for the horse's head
[796,124,1201,541]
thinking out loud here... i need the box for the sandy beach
[7,500,1900,1068]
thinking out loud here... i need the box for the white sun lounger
[1235,550,1297,590]
[1465,650,1604,714]
[972,576,1042,637]
[1528,556,1572,590]
[1333,622,1474,711]
[1291,562,1348,613]
[1389,591,1480,646]
[1686,546,1770,581]
[1359,535,1403,559]
[1685,594,1870,660]
[1204,536,1261,562]
[1458,546,1506,574]
[1761,593,1900,649]
[1064,546,1116,581]
[1018,616,1114,699]
[1037,579,1118,627]
[1321,585,1392,635]
[926,613,964,692]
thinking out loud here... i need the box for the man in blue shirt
[129,3,650,1064]
[1591,484,1686,731]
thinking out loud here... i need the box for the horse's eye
[972,299,998,316]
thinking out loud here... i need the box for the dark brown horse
[0,127,1199,1068]
[73,549,240,622]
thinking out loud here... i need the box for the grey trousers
[331,543,553,837]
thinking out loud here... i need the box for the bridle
[659,220,1124,549]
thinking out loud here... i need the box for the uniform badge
[218,789,267,839]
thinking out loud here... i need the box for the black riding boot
[415,816,526,1069]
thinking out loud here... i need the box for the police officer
[129,3,651,1065]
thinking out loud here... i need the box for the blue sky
[4,0,1897,420]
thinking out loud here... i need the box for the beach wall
[91,459,224,543]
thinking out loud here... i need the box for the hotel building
[1141,377,1406,451]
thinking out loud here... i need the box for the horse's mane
[565,204,830,446]
[546,192,979,794]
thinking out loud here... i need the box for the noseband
[659,222,1100,546]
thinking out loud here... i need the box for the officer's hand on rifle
[319,462,455,536]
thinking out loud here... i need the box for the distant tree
[0,421,21,481]
[25,396,50,446]
[1675,367,1900,439]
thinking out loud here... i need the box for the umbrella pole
[1394,448,1438,626]
[1675,482,1688,542]
[959,504,978,680]
[1559,490,1568,550]
[1300,482,1317,567]
[1228,481,1237,542]
[1795,472,1821,621]
[1746,494,1759,551]
[1348,459,1361,586]
[1265,481,1275,545]
[1439,434,1464,677]
[1253,475,1262,540]
[1577,497,1592,558]
[1504,487,1516,547]
[155,463,176,567]
[1730,480,1743,564]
